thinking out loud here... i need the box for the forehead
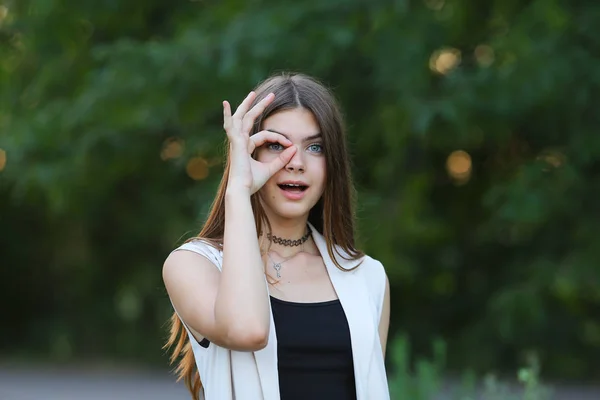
[262,108,320,139]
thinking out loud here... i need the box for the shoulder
[335,247,388,313]
[168,238,224,269]
[356,253,387,291]
[356,253,388,319]
[333,245,387,295]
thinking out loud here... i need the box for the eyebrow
[266,129,322,142]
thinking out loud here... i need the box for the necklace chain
[263,225,311,278]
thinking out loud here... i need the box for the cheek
[254,149,267,162]
[258,186,277,207]
[318,160,327,183]
[313,160,327,194]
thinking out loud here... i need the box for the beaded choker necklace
[265,226,311,247]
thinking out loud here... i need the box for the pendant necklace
[263,225,311,278]
[267,252,296,278]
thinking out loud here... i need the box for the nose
[286,145,305,173]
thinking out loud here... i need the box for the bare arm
[162,191,269,351]
[163,91,296,352]
[212,187,270,348]
[378,275,391,356]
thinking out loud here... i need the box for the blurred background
[1,0,599,399]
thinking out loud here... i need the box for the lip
[277,180,309,201]
[278,180,309,187]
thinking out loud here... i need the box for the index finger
[248,130,292,153]
[232,91,257,119]
[223,101,232,133]
[245,93,275,121]
[242,93,275,134]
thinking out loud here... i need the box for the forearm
[213,187,270,343]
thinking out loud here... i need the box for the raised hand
[223,92,297,195]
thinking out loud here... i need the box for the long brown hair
[164,72,364,399]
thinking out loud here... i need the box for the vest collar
[254,222,376,400]
[307,222,363,270]
[307,222,375,399]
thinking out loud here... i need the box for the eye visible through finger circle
[267,142,285,151]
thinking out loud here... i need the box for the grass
[388,335,553,400]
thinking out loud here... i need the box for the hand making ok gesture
[223,92,297,195]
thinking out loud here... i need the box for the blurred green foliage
[1,0,599,381]
[388,335,553,400]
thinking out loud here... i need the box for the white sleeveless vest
[170,222,390,400]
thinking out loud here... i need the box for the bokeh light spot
[0,148,6,172]
[186,157,209,180]
[446,150,472,185]
[430,47,461,75]
[160,137,184,160]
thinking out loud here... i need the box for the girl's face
[255,108,326,221]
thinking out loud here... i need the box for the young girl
[162,73,391,400]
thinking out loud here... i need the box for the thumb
[267,146,297,177]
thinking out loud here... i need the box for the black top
[270,296,357,400]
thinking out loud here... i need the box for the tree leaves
[1,0,599,378]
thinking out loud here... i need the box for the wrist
[225,185,252,200]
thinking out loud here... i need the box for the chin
[270,203,313,220]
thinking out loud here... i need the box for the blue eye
[267,143,284,151]
[308,143,323,153]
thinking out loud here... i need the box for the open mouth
[277,183,308,193]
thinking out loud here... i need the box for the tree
[2,0,599,380]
